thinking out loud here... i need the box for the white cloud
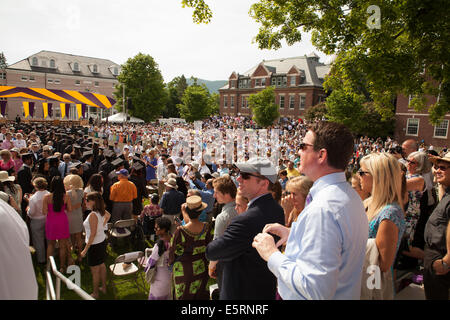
[1,0,330,81]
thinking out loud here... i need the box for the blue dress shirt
[267,172,369,300]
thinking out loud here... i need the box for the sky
[1,0,331,82]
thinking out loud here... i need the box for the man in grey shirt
[209,175,238,294]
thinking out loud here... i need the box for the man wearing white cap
[206,157,285,299]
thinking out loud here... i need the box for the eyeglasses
[299,142,314,151]
[406,159,417,165]
[239,172,264,180]
[434,164,450,171]
[358,169,371,177]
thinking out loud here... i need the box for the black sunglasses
[239,172,264,180]
[434,164,450,171]
[299,142,314,151]
[358,169,371,177]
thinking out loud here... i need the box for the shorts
[87,240,107,267]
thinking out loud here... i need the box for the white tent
[102,112,145,123]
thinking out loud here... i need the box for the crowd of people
[0,115,449,300]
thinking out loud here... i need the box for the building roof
[240,53,330,87]
[7,50,120,79]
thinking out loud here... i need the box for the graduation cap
[132,162,144,171]
[111,158,124,167]
[20,152,33,159]
[73,144,82,149]
[82,150,94,159]
[69,161,82,169]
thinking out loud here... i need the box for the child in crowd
[140,194,162,238]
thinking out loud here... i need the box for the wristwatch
[442,260,450,270]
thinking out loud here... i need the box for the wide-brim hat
[0,171,15,182]
[429,152,450,165]
[186,195,207,212]
[164,178,178,189]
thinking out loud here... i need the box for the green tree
[163,75,188,118]
[248,86,280,127]
[114,53,167,122]
[305,102,327,122]
[183,0,450,124]
[177,84,215,122]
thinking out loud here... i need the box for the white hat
[235,157,278,183]
[0,171,15,182]
[211,172,220,178]
[190,161,200,170]
[164,178,178,189]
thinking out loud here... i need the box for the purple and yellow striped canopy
[0,85,116,109]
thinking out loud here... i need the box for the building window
[29,75,35,81]
[0,72,6,79]
[271,77,276,86]
[73,62,79,71]
[279,95,285,108]
[230,96,234,108]
[113,67,119,75]
[224,96,228,108]
[92,64,98,73]
[406,118,419,136]
[21,76,28,81]
[255,78,261,87]
[434,120,449,138]
[277,77,282,87]
[230,80,236,88]
[290,76,296,86]
[282,76,287,87]
[289,96,295,109]
[261,78,266,86]
[32,57,38,66]
[47,79,53,84]
[94,81,99,87]
[54,79,61,84]
[50,59,56,68]
[75,80,81,85]
[299,95,306,110]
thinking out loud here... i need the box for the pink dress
[45,203,70,240]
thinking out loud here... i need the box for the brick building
[0,50,120,120]
[394,94,450,149]
[219,53,330,119]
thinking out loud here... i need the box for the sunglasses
[239,172,264,180]
[434,164,450,171]
[299,142,314,151]
[406,159,417,165]
[358,169,371,177]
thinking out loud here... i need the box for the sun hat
[186,195,207,212]
[0,171,15,182]
[429,152,450,165]
[164,178,178,189]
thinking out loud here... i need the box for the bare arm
[42,194,49,215]
[375,220,399,273]
[80,213,98,257]
[406,176,425,192]
[64,193,72,212]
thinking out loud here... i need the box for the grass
[33,236,153,300]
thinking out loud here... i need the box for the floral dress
[404,174,424,245]
[168,223,214,300]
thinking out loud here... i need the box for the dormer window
[73,62,80,72]
[32,57,38,66]
[92,64,98,73]
[50,59,56,68]
[113,67,119,75]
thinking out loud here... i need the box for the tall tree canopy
[182,0,450,124]
[248,86,280,127]
[114,53,167,122]
[177,84,217,122]
[163,75,188,118]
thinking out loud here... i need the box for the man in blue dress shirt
[253,121,369,300]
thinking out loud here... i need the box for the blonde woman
[280,176,313,227]
[359,153,406,274]
[64,174,85,263]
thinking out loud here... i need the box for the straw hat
[0,171,15,182]
[429,152,450,164]
[186,195,207,212]
[164,178,178,189]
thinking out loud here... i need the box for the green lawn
[33,238,153,300]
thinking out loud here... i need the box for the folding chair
[108,251,146,297]
[107,219,136,253]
